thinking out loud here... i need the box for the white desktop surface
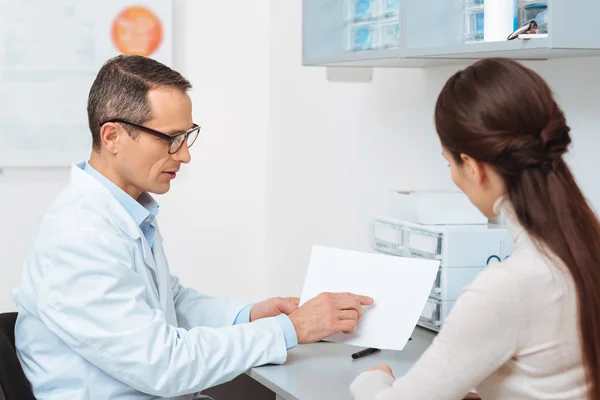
[247,327,436,400]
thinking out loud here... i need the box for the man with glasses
[12,55,372,400]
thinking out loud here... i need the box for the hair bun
[540,116,571,160]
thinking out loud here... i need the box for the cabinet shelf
[303,0,600,67]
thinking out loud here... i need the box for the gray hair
[87,55,192,150]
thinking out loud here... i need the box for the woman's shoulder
[498,238,571,287]
[471,239,574,319]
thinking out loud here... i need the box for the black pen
[351,347,380,359]
[350,338,412,360]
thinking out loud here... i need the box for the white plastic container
[484,0,516,42]
[391,190,488,225]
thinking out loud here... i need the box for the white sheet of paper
[299,245,440,351]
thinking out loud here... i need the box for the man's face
[113,88,194,198]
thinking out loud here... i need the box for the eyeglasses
[100,119,201,154]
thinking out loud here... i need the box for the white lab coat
[12,162,288,400]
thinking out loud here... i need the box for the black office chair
[0,312,36,400]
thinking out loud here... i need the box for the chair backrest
[0,314,17,351]
[0,312,36,400]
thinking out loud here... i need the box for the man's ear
[100,123,121,154]
[460,153,485,185]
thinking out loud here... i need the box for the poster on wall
[0,0,172,167]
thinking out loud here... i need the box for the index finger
[336,298,364,320]
[333,293,374,305]
[357,295,374,305]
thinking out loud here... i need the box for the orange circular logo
[111,6,163,56]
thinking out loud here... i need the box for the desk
[247,327,436,400]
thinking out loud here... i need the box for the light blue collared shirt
[83,162,297,348]
[84,162,159,248]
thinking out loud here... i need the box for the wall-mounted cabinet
[303,0,600,67]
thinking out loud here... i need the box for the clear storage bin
[380,0,400,18]
[345,0,378,23]
[431,267,442,298]
[372,220,403,255]
[346,20,400,51]
[346,21,377,51]
[404,226,443,260]
[464,0,485,43]
[378,20,400,49]
[518,0,548,34]
[345,0,400,52]
[419,297,442,329]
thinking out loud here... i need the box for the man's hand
[288,292,374,344]
[367,364,394,378]
[250,297,300,322]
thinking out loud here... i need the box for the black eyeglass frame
[100,119,201,154]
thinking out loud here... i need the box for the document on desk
[299,246,440,351]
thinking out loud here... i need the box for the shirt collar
[82,162,159,227]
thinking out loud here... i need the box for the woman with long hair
[350,58,599,400]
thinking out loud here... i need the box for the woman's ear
[460,153,486,185]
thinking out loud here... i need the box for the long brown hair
[434,57,600,398]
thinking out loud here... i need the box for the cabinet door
[303,0,345,64]
[403,0,600,60]
[404,0,549,59]
[552,0,600,50]
[302,0,600,66]
[303,0,402,66]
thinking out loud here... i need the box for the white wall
[157,0,270,303]
[265,0,600,298]
[0,0,271,311]
[2,0,600,312]
[0,169,69,311]
[266,0,454,297]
